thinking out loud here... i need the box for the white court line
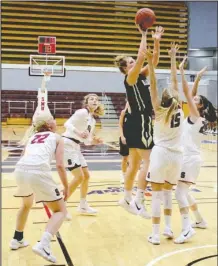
[146,244,217,266]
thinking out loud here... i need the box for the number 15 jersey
[16,131,60,171]
[153,108,184,152]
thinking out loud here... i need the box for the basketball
[135,8,156,31]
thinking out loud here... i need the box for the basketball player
[145,43,184,245]
[62,94,104,216]
[174,56,217,244]
[32,71,52,120]
[119,101,130,183]
[114,26,164,218]
[10,115,68,264]
[19,72,52,145]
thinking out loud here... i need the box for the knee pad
[151,191,163,217]
[163,190,172,209]
[175,184,189,209]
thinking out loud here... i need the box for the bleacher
[1,90,126,124]
[2,1,188,68]
[1,1,188,124]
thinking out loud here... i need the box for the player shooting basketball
[19,71,53,145]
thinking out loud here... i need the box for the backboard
[29,36,65,77]
[29,54,65,77]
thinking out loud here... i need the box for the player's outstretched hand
[168,42,179,57]
[179,55,187,72]
[152,26,164,41]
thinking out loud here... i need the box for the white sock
[152,224,160,235]
[40,231,53,247]
[164,215,171,229]
[124,189,132,202]
[80,198,87,207]
[181,213,191,230]
[193,210,203,223]
[135,189,145,205]
[163,190,172,209]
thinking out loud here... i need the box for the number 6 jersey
[16,131,60,171]
[153,108,184,152]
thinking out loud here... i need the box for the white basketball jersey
[63,108,96,143]
[183,116,205,156]
[154,108,184,152]
[17,131,59,171]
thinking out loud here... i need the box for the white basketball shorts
[146,145,183,185]
[63,137,87,170]
[179,155,202,184]
[14,169,62,203]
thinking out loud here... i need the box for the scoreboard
[38,36,56,54]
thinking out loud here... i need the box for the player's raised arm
[146,48,160,111]
[168,42,179,98]
[126,27,147,86]
[179,56,200,121]
[40,71,51,93]
[140,26,164,76]
[191,66,208,97]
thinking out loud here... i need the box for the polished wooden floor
[2,125,217,266]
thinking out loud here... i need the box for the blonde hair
[19,113,53,145]
[114,55,128,74]
[158,88,180,124]
[83,93,105,117]
[34,120,51,132]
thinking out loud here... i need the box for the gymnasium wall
[1,1,217,107]
[2,66,217,106]
[188,2,218,49]
[1,1,188,69]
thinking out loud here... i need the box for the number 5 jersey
[16,131,60,171]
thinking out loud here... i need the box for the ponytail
[165,98,179,124]
[159,88,179,124]
[199,95,217,122]
[94,103,105,116]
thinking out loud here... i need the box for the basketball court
[1,13,217,266]
[1,124,217,266]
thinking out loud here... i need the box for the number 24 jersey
[16,131,60,171]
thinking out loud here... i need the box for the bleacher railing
[5,100,74,117]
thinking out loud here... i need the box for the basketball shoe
[9,239,29,250]
[32,241,56,263]
[174,227,195,244]
[77,201,98,215]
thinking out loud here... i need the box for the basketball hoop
[29,54,65,77]
[43,70,52,82]
[29,36,65,77]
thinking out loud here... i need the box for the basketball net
[43,69,52,82]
